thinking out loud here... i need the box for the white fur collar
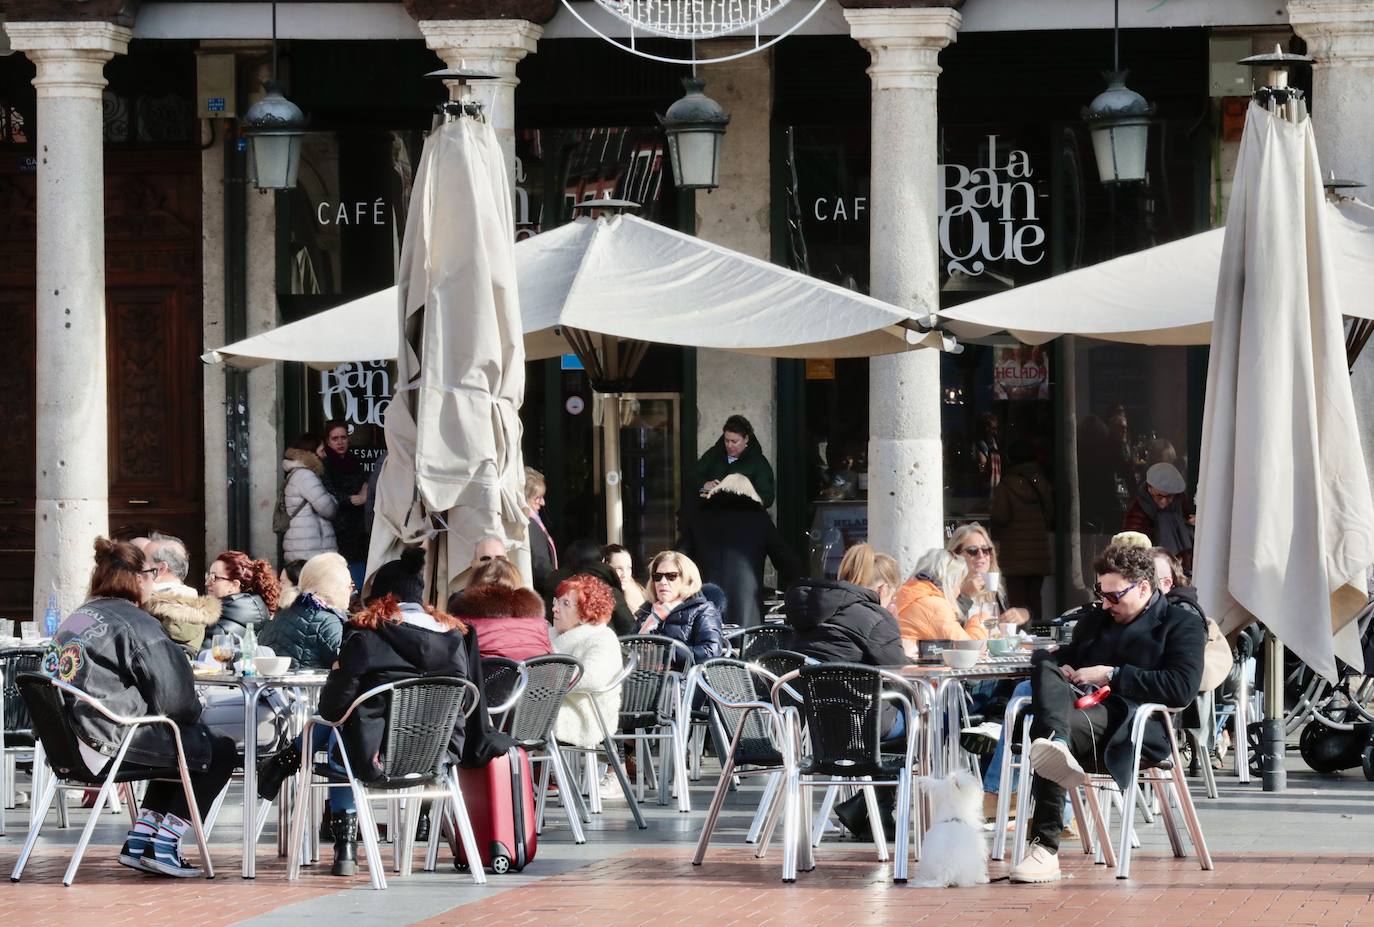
[552,622,613,649]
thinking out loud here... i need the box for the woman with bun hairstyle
[51,538,237,879]
[205,550,281,640]
[446,558,552,662]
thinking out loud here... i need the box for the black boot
[833,791,896,842]
[414,807,430,843]
[256,743,301,801]
[331,810,358,877]
[318,807,334,844]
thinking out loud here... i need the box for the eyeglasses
[478,554,507,563]
[138,567,158,577]
[961,546,994,557]
[204,572,230,584]
[651,571,681,583]
[1094,582,1139,605]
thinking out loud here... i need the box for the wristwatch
[1107,666,1117,682]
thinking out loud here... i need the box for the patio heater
[1239,44,1313,794]
[241,2,307,191]
[565,197,648,546]
[1081,0,1155,185]
[425,66,496,125]
[1324,172,1374,369]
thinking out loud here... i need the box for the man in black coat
[1010,543,1206,883]
[679,475,801,627]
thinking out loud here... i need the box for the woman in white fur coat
[550,574,623,749]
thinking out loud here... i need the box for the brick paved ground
[3,762,1371,927]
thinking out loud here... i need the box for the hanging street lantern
[1083,70,1154,184]
[659,76,730,191]
[242,81,306,190]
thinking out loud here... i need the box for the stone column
[7,21,131,617]
[1290,2,1374,490]
[693,40,777,503]
[845,5,960,575]
[416,19,543,186]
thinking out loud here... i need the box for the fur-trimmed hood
[145,591,222,627]
[448,583,545,620]
[699,488,766,513]
[282,447,325,477]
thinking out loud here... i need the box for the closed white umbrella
[365,115,528,600]
[1192,100,1374,691]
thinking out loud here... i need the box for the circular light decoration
[561,0,828,65]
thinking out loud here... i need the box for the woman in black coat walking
[680,474,800,627]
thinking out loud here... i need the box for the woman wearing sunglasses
[632,551,725,666]
[945,522,1032,627]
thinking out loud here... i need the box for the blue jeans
[983,680,1032,794]
[298,726,356,813]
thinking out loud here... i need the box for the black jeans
[139,730,240,822]
[1027,659,1127,851]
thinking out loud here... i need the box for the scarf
[1137,484,1193,556]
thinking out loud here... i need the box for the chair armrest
[487,666,529,716]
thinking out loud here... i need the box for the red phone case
[1074,684,1111,709]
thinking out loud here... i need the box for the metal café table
[194,669,329,879]
[898,652,1039,776]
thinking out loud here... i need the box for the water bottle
[240,624,258,676]
[43,590,61,639]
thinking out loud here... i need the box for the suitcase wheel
[492,855,511,875]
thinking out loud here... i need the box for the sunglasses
[651,571,681,583]
[1094,582,1139,605]
[961,546,994,557]
[478,554,508,563]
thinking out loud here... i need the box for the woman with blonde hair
[892,548,986,650]
[945,522,1032,626]
[632,550,725,665]
[258,551,350,669]
[447,558,551,661]
[784,542,906,668]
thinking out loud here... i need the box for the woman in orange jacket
[892,548,988,655]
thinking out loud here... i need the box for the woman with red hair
[551,575,623,756]
[205,549,281,641]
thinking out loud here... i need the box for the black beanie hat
[368,547,426,604]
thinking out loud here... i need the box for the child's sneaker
[117,811,162,874]
[143,813,203,878]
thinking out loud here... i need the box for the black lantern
[659,77,730,191]
[1082,1,1154,185]
[242,3,305,190]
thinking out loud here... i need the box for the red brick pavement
[3,848,344,927]
[414,848,1374,927]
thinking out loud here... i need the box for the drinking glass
[211,634,236,669]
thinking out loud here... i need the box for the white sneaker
[1028,737,1088,790]
[1009,842,1061,883]
[598,773,626,801]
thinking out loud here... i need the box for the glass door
[601,393,681,569]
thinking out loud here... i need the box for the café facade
[2,0,1369,622]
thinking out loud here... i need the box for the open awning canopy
[203,213,950,370]
[936,197,1374,346]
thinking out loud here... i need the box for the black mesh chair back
[506,655,582,748]
[2,648,46,737]
[786,663,899,779]
[372,676,477,788]
[696,659,784,767]
[16,672,181,783]
[481,657,523,715]
[738,626,792,662]
[752,649,812,687]
[617,635,687,731]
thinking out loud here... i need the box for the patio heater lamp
[425,66,497,124]
[241,2,306,190]
[659,77,731,191]
[1082,0,1155,185]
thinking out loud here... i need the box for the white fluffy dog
[911,770,990,888]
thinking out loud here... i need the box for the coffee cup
[1000,622,1018,640]
[982,571,1001,594]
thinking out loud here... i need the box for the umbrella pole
[1261,630,1287,791]
[604,393,624,545]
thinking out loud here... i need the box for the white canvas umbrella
[365,115,529,600]
[934,196,1374,346]
[203,214,950,370]
[1191,100,1374,688]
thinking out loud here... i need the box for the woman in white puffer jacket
[550,574,623,748]
[281,433,339,563]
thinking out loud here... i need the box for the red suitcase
[455,747,538,874]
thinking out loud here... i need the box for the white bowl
[941,649,979,670]
[253,656,292,675]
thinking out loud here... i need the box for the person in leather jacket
[48,538,238,878]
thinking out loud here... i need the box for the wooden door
[0,151,204,619]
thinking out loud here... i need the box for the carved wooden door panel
[0,151,203,619]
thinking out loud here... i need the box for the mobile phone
[1074,685,1111,710]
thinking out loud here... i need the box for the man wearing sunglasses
[1010,543,1206,884]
